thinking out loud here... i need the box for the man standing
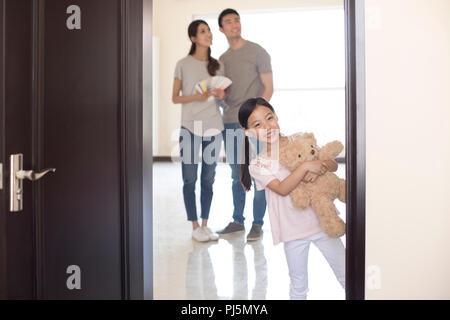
[217,8,274,241]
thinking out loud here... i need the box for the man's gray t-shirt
[174,55,225,136]
[219,41,272,124]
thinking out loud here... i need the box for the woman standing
[172,20,225,242]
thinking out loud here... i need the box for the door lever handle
[10,153,56,212]
[16,168,56,181]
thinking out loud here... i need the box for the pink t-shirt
[249,134,323,245]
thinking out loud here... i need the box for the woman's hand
[211,88,225,100]
[173,78,214,104]
[195,91,211,102]
[303,160,328,175]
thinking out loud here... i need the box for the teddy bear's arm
[318,141,343,160]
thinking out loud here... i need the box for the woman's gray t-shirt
[174,55,225,136]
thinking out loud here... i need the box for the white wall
[153,0,343,157]
[365,0,450,299]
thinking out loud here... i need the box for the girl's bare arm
[323,159,338,172]
[266,160,328,196]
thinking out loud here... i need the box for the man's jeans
[222,122,267,226]
[179,127,222,221]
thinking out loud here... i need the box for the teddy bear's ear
[303,133,317,146]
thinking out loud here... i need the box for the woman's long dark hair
[188,20,220,76]
[238,97,276,192]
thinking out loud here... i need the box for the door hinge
[0,163,3,190]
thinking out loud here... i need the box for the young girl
[172,20,226,242]
[239,97,345,300]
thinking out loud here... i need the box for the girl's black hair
[188,20,220,76]
[238,97,275,191]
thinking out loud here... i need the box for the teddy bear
[279,133,346,238]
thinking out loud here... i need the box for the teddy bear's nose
[311,150,315,155]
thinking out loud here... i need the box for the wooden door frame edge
[344,0,366,300]
[0,0,6,300]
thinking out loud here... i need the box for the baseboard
[153,156,346,163]
[153,156,173,162]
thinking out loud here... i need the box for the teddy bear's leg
[291,185,310,210]
[338,179,346,203]
[311,196,346,238]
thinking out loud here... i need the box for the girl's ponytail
[240,135,252,191]
[188,42,196,56]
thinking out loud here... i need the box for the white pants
[283,231,345,300]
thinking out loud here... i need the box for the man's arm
[260,72,274,101]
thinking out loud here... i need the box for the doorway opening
[147,0,365,300]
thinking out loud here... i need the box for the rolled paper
[217,99,229,111]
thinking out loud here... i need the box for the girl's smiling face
[245,105,280,143]
[191,23,212,47]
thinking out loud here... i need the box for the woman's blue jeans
[179,127,222,222]
[222,122,267,226]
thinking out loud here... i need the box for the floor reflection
[249,240,268,300]
[185,233,268,300]
[154,162,346,300]
[186,242,219,299]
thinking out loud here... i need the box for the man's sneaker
[217,222,245,235]
[192,227,209,242]
[202,227,219,241]
[246,224,263,241]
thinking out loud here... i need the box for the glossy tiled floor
[153,161,346,300]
